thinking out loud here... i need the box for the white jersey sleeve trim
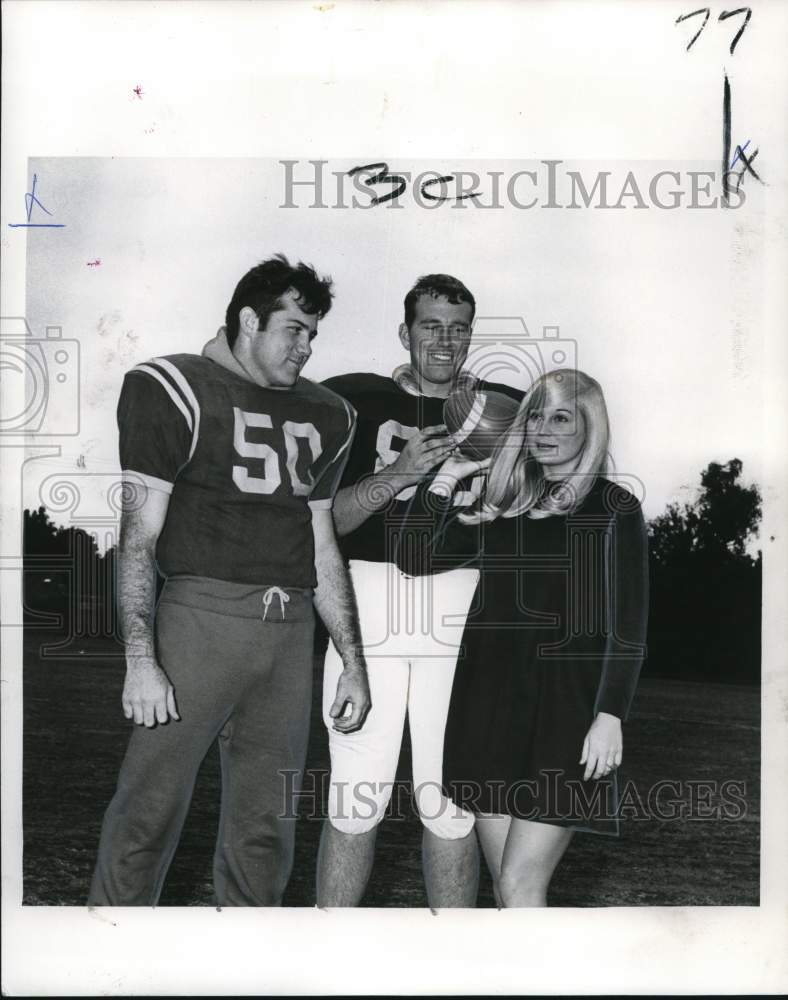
[130,358,201,462]
[153,357,201,461]
[122,470,174,495]
[132,364,193,431]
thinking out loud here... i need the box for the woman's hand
[580,712,622,780]
[428,453,491,499]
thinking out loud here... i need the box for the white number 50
[232,408,322,495]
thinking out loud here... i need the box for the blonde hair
[459,369,610,524]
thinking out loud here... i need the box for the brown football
[443,381,521,460]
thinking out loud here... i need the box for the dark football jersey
[322,372,522,563]
[119,354,355,586]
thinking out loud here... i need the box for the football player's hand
[329,666,372,734]
[429,455,491,498]
[122,655,180,727]
[387,425,457,487]
[580,712,622,780]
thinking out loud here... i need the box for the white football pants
[322,559,479,839]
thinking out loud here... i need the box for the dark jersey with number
[322,372,521,564]
[118,353,355,587]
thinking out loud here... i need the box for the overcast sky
[18,155,764,537]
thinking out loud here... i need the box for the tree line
[23,458,762,684]
[646,459,761,684]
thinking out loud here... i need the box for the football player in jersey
[89,255,371,907]
[317,274,493,908]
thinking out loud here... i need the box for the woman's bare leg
[474,813,512,908]
[497,819,573,907]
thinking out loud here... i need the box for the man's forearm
[118,529,159,658]
[313,540,366,670]
[331,470,413,537]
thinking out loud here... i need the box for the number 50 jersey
[118,354,356,587]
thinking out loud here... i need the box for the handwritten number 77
[676,7,752,54]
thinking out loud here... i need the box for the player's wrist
[378,461,416,491]
[340,655,368,676]
[354,468,413,512]
[123,637,157,661]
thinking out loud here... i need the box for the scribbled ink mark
[729,139,750,169]
[144,124,156,134]
[348,162,407,206]
[421,175,480,203]
[722,73,762,202]
[7,173,65,229]
[730,145,761,194]
[722,71,732,202]
[675,6,751,53]
[718,7,752,55]
[675,7,711,50]
[133,85,143,99]
[87,259,102,268]
[347,162,480,206]
[677,8,758,204]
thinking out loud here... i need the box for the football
[443,380,522,460]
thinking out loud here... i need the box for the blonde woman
[397,369,649,907]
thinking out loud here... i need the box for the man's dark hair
[403,274,476,328]
[225,254,334,349]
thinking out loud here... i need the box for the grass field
[22,629,760,907]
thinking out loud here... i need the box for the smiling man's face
[238,288,318,388]
[398,294,473,398]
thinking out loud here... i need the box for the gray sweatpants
[89,576,314,907]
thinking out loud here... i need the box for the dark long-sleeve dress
[396,476,649,835]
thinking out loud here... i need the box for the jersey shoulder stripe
[129,356,201,460]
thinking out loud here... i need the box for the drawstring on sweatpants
[262,586,290,621]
